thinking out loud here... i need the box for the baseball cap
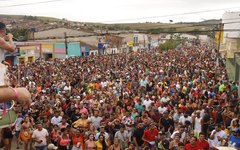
[48,143,58,150]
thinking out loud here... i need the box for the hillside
[0,14,220,37]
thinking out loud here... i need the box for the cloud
[1,0,240,23]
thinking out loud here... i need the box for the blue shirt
[229,135,240,148]
[135,104,143,113]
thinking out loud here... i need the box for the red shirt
[185,143,199,150]
[143,128,158,142]
[197,140,210,150]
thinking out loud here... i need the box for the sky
[1,0,240,23]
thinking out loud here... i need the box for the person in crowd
[58,128,71,150]
[14,111,24,149]
[142,123,158,148]
[108,137,122,150]
[72,128,85,150]
[50,124,61,146]
[20,116,33,150]
[1,127,13,150]
[229,128,240,149]
[72,112,90,130]
[208,124,228,148]
[0,22,15,61]
[171,125,186,143]
[89,110,103,131]
[157,131,169,150]
[184,136,199,150]
[132,123,145,149]
[197,132,210,150]
[95,134,108,150]
[51,110,63,126]
[85,133,96,150]
[169,133,181,150]
[192,110,202,138]
[32,122,49,150]
[114,124,129,149]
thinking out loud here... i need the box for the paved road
[1,137,31,150]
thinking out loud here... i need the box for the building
[220,11,240,82]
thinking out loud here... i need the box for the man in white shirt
[32,122,49,150]
[160,94,170,103]
[208,124,228,148]
[173,108,183,128]
[51,110,62,125]
[143,95,153,111]
[179,113,192,126]
[171,125,186,143]
[158,103,167,115]
[89,110,102,130]
[192,110,202,137]
[114,125,131,148]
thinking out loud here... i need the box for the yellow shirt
[73,119,88,129]
[95,141,103,150]
[219,84,225,92]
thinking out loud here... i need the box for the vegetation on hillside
[158,39,178,51]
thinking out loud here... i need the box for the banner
[215,31,223,44]
[127,41,134,47]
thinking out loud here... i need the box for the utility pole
[64,32,68,57]
[218,22,224,53]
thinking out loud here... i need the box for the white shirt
[209,130,227,147]
[115,130,131,142]
[51,116,62,125]
[158,106,167,114]
[89,116,103,130]
[194,117,202,132]
[15,117,24,131]
[32,128,49,147]
[171,131,186,143]
[160,97,170,103]
[143,99,153,111]
[0,47,5,62]
[95,132,109,140]
[63,85,71,91]
[179,116,192,125]
[173,113,183,123]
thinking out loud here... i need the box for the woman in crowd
[95,134,108,150]
[85,133,97,150]
[19,116,33,150]
[50,124,61,146]
[58,128,71,150]
[108,137,122,150]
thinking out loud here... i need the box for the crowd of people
[0,46,240,150]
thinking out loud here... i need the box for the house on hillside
[220,11,240,82]
[34,27,92,39]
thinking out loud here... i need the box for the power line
[104,6,240,23]
[0,0,64,8]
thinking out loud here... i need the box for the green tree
[158,39,177,51]
[7,28,30,41]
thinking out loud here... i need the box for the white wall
[222,11,240,41]
[198,35,210,44]
[90,50,98,55]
